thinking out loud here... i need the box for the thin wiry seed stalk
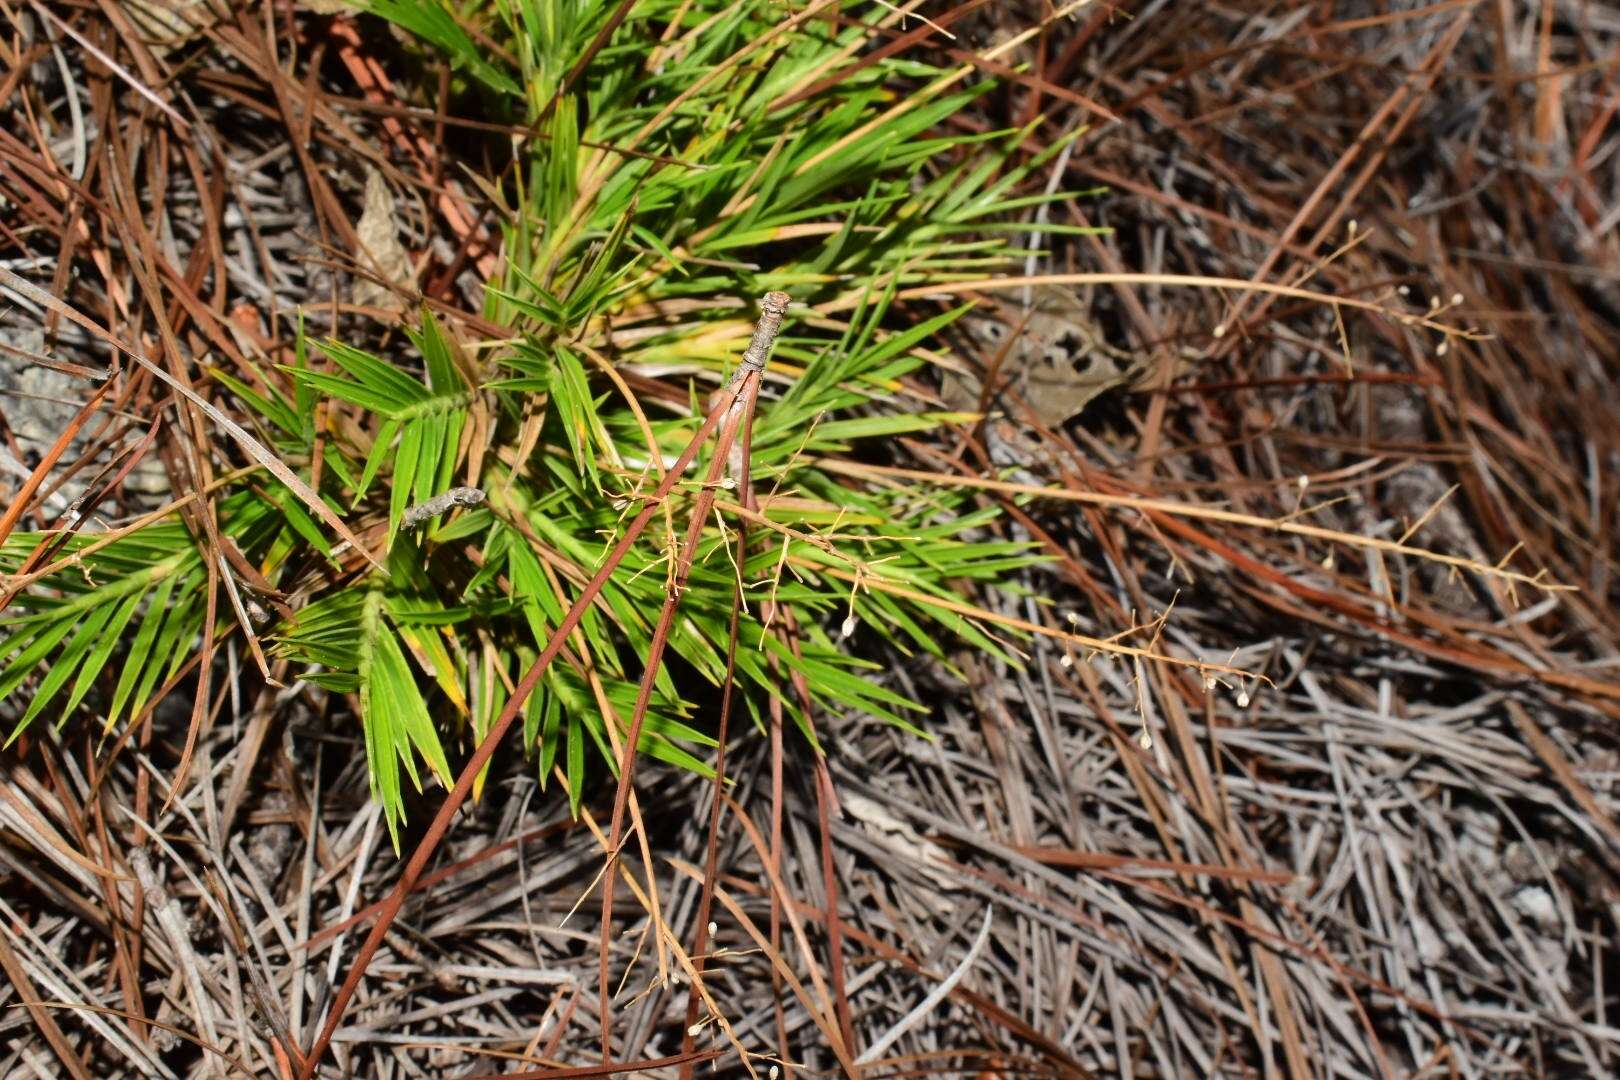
[299,295,789,1079]
[597,292,788,1060]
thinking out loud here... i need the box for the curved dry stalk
[854,903,994,1065]
[823,270,1479,341]
[712,496,1261,680]
[820,460,1564,593]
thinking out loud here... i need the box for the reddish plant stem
[676,358,760,1076]
[769,694,789,1062]
[750,597,854,1062]
[814,754,855,1058]
[297,296,783,1077]
[602,346,777,1055]
[598,365,756,1059]
[595,292,789,1061]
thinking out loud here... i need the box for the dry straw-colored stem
[819,461,1564,593]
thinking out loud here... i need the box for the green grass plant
[0,0,1094,848]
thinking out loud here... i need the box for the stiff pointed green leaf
[291,369,405,416]
[62,589,146,717]
[358,417,401,503]
[13,601,119,731]
[315,338,432,406]
[565,709,584,818]
[105,574,179,731]
[409,309,465,397]
[364,1,522,97]
[390,419,425,542]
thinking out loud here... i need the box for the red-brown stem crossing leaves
[596,291,788,1060]
[297,293,792,1078]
